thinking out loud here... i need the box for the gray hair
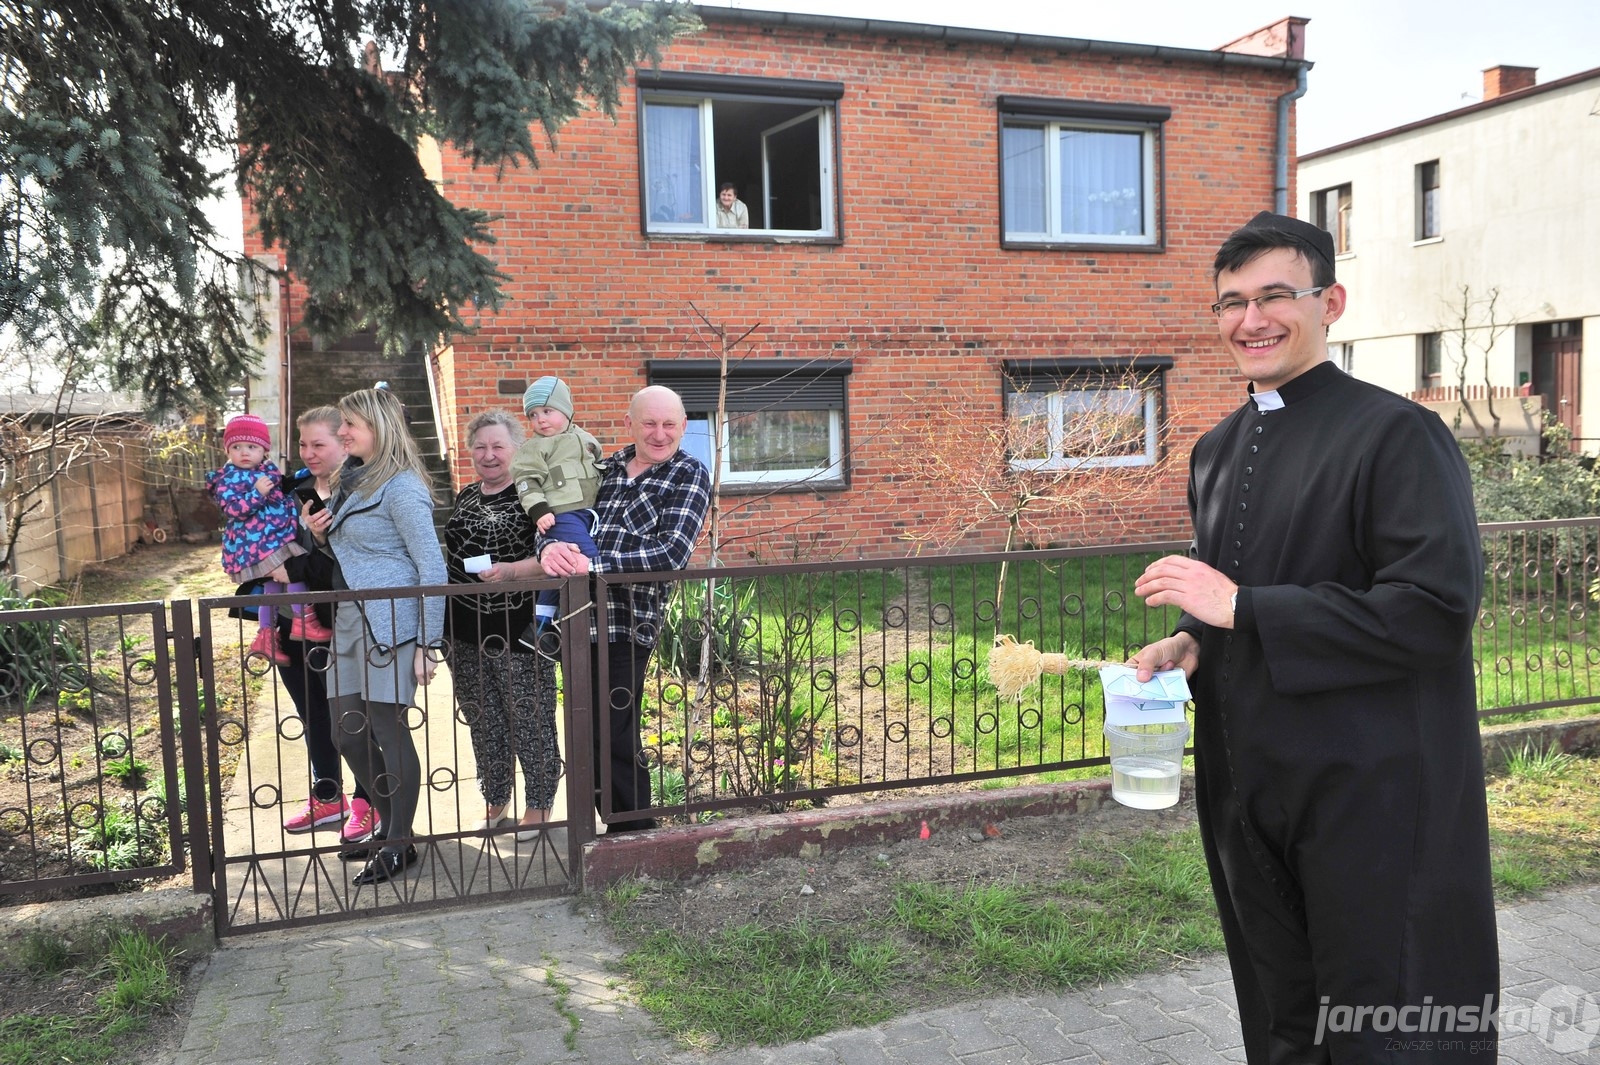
[466,409,526,448]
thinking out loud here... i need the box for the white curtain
[644,103,703,225]
[1003,125,1046,235]
[1059,129,1143,236]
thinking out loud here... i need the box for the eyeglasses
[1210,286,1326,319]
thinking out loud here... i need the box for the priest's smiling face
[1215,247,1346,393]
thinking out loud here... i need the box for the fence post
[170,600,214,903]
[564,573,596,890]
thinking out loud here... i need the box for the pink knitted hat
[223,414,271,451]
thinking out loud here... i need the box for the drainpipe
[1274,66,1309,214]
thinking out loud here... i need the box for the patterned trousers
[448,641,561,810]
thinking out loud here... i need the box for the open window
[638,72,842,239]
[647,358,851,491]
[1002,357,1171,470]
[998,97,1168,249]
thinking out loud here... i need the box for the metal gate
[184,584,589,935]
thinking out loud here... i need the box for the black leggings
[331,696,420,856]
[277,628,368,804]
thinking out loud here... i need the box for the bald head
[626,385,688,467]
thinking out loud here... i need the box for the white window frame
[997,98,1168,249]
[640,90,838,239]
[690,408,845,487]
[649,358,852,493]
[1313,183,1353,255]
[1003,359,1169,472]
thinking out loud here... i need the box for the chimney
[1482,65,1537,100]
[1217,16,1309,61]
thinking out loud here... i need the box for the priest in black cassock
[1131,213,1499,1064]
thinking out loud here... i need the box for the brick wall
[247,18,1301,562]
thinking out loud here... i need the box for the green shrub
[0,592,83,707]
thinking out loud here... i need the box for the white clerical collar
[1252,389,1285,412]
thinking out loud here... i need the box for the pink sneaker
[284,794,348,833]
[249,627,290,666]
[342,797,377,843]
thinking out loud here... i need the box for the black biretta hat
[1234,211,1336,271]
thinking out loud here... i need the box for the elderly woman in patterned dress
[444,410,562,841]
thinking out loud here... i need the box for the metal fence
[1,519,1598,931]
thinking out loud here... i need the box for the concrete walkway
[154,883,1600,1065]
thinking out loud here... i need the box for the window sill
[1334,251,1356,261]
[1001,239,1163,254]
[645,231,843,247]
[1412,236,1444,247]
[717,478,847,496]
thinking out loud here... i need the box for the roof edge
[690,5,1312,72]
[1300,63,1600,161]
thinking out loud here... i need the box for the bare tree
[892,366,1171,626]
[1444,285,1510,437]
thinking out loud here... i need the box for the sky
[700,0,1600,154]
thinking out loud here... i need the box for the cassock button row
[1254,426,1263,434]
[1250,445,1258,453]
[1245,466,1254,475]
[1241,483,1250,492]
[1233,540,1242,548]
[1238,502,1247,511]
[1236,522,1244,531]
[1231,560,1240,569]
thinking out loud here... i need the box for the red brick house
[248,8,1311,561]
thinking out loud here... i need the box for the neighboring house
[1299,64,1600,453]
[247,8,1313,558]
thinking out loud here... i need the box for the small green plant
[98,734,129,758]
[103,753,151,788]
[17,931,73,975]
[56,686,93,713]
[1504,742,1575,785]
[0,740,22,764]
[95,931,177,1014]
[651,767,687,808]
[0,591,83,706]
[79,803,165,871]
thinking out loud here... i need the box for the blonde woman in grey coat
[306,387,445,887]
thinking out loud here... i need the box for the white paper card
[463,554,492,574]
[1097,665,1191,726]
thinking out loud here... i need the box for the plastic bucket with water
[1104,720,1189,810]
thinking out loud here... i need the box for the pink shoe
[249,627,290,666]
[342,798,377,843]
[288,613,334,643]
[284,794,348,833]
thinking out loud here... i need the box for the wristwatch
[1230,590,1238,622]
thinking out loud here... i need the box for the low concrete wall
[0,886,212,967]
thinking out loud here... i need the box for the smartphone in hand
[295,488,326,514]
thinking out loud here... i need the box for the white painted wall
[1299,73,1600,442]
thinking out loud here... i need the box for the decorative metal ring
[1061,703,1084,727]
[886,722,908,743]
[243,652,275,678]
[455,700,479,727]
[812,670,835,692]
[126,657,159,687]
[404,705,427,732]
[98,731,131,758]
[930,716,953,739]
[859,665,884,689]
[136,796,166,822]
[660,681,686,707]
[930,602,954,627]
[480,634,509,660]
[1019,597,1041,620]
[250,784,280,810]
[1521,558,1542,579]
[689,738,714,765]
[1495,655,1514,676]
[1540,605,1557,625]
[1508,608,1527,629]
[428,767,456,792]
[217,718,247,747]
[1588,645,1600,666]
[1102,589,1125,613]
[276,716,305,742]
[1554,649,1573,669]
[1018,708,1041,730]
[26,737,60,766]
[907,661,932,685]
[976,599,996,622]
[305,643,334,674]
[0,806,33,833]
[1524,654,1543,673]
[68,800,103,830]
[974,712,998,735]
[371,771,400,799]
[787,612,812,637]
[835,724,862,748]
[884,605,907,629]
[952,657,976,680]
[1060,593,1083,616]
[835,609,860,633]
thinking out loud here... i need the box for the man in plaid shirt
[539,386,711,832]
